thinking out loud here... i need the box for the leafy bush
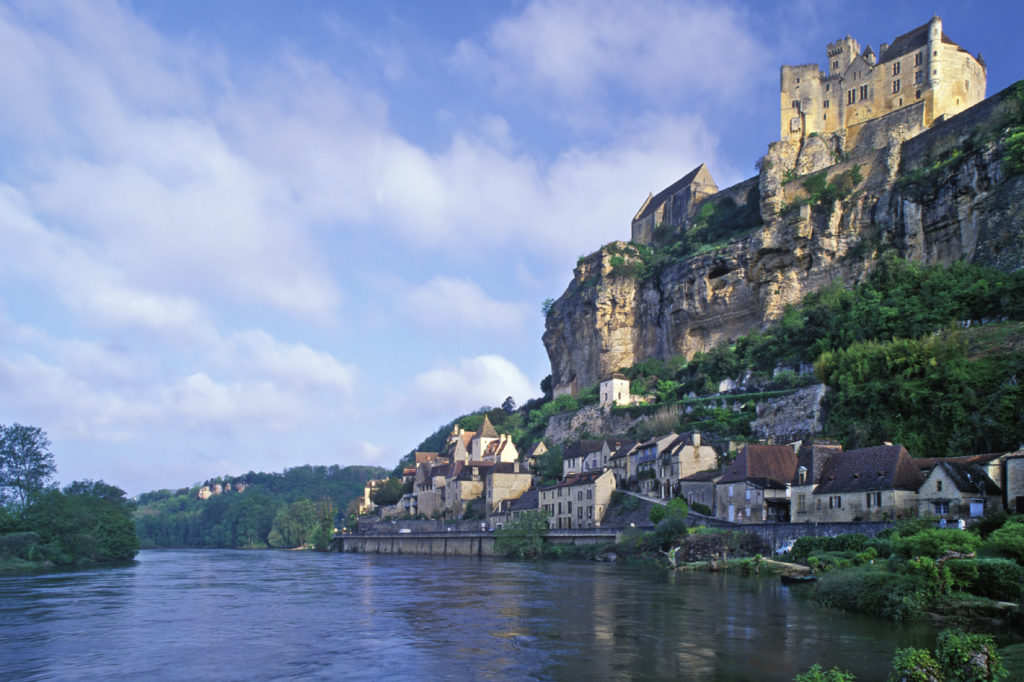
[653,516,689,550]
[794,664,855,681]
[970,558,1024,601]
[943,558,980,591]
[935,629,1007,681]
[814,565,930,623]
[889,647,942,682]
[649,497,689,525]
[0,532,41,560]
[691,502,712,516]
[980,522,1024,564]
[615,527,658,556]
[892,528,981,559]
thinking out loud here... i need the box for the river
[0,549,938,680]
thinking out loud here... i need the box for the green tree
[0,424,56,508]
[313,497,336,552]
[268,499,317,548]
[23,481,139,563]
[495,510,550,559]
[370,478,404,506]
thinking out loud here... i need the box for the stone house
[807,444,923,522]
[655,431,717,499]
[632,433,679,496]
[599,373,631,408]
[489,489,539,530]
[484,461,533,515]
[790,440,845,523]
[539,469,616,530]
[1006,452,1024,513]
[562,440,604,477]
[609,440,639,485]
[780,16,985,143]
[715,444,797,523]
[524,441,547,472]
[916,461,1001,519]
[678,470,722,515]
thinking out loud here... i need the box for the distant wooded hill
[134,464,386,549]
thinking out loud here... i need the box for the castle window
[823,100,830,108]
[965,79,970,92]
[892,61,900,76]
[916,89,922,99]
[791,100,800,109]
[825,83,830,92]
[859,84,869,100]
[847,89,855,104]
[892,79,901,94]
[796,77,800,83]
[915,70,923,84]
[832,60,839,70]
[915,52,923,66]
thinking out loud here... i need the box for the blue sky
[0,0,1020,495]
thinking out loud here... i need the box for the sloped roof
[679,469,722,483]
[813,445,923,494]
[508,489,539,512]
[539,470,611,491]
[633,164,715,222]
[414,451,439,464]
[879,18,960,63]
[609,440,638,461]
[525,442,548,458]
[719,444,797,485]
[487,461,531,475]
[478,415,499,439]
[564,440,604,461]
[792,440,843,485]
[926,461,1001,496]
[913,453,1006,472]
[449,460,496,482]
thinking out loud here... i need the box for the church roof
[478,415,499,439]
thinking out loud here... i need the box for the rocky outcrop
[544,84,1024,396]
[750,384,828,442]
[543,404,642,445]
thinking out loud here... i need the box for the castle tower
[826,35,860,76]
[926,15,942,90]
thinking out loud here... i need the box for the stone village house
[539,469,616,530]
[716,444,797,524]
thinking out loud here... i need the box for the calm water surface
[1,549,938,680]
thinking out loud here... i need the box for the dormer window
[798,466,808,485]
[937,480,943,492]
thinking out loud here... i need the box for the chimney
[693,431,701,448]
[514,460,520,473]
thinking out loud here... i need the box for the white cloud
[403,277,531,333]
[214,330,356,394]
[412,354,532,418]
[452,0,770,114]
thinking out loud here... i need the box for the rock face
[543,85,1024,396]
[543,404,642,445]
[750,384,829,443]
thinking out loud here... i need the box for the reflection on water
[0,550,936,681]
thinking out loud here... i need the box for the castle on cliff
[631,16,986,246]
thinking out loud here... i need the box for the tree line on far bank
[0,423,139,568]
[134,464,386,550]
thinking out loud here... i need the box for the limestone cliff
[544,83,1024,396]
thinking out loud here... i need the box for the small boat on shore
[780,573,817,585]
